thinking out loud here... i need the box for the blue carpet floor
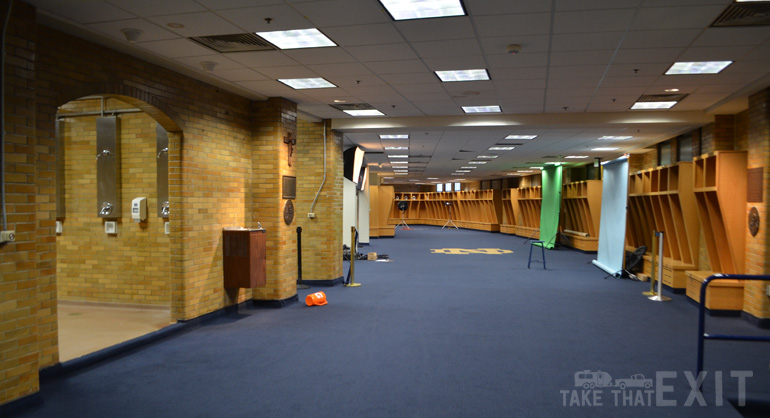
[9,227,770,418]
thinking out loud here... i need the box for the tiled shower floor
[57,301,175,362]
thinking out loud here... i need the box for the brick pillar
[0,0,41,405]
[295,120,343,284]
[742,88,770,322]
[251,98,298,302]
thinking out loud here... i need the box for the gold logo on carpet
[430,248,513,255]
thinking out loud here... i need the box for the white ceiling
[29,0,770,183]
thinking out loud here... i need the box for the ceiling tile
[466,0,552,15]
[601,76,660,87]
[146,12,244,37]
[106,0,206,16]
[308,63,374,78]
[631,6,726,30]
[494,79,548,90]
[395,17,475,42]
[486,53,549,68]
[140,38,214,58]
[411,39,483,59]
[282,48,357,65]
[551,32,625,52]
[550,50,616,67]
[86,19,180,43]
[226,51,300,68]
[612,47,684,64]
[256,65,320,79]
[212,68,270,82]
[422,56,488,71]
[383,73,442,85]
[548,65,607,78]
[215,5,312,32]
[174,55,244,71]
[27,0,134,23]
[553,9,637,33]
[547,78,601,89]
[555,1,641,11]
[693,27,770,47]
[676,46,755,62]
[473,14,551,37]
[345,43,419,62]
[322,24,405,47]
[489,67,547,80]
[364,60,429,75]
[479,35,550,55]
[622,29,701,49]
[197,0,285,9]
[293,0,390,27]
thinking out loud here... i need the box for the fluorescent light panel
[344,109,385,116]
[565,155,589,159]
[379,0,466,21]
[384,146,408,150]
[380,134,409,139]
[631,101,677,110]
[505,135,537,140]
[256,28,336,49]
[387,155,408,158]
[462,105,501,113]
[435,69,490,82]
[468,161,487,164]
[592,147,619,151]
[665,61,732,75]
[476,155,498,159]
[489,146,515,151]
[460,167,476,169]
[278,78,336,89]
[598,136,632,140]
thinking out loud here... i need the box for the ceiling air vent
[637,93,688,102]
[329,103,376,111]
[189,33,276,53]
[712,3,770,27]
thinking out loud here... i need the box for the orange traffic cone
[305,291,328,306]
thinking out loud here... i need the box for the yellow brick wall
[55,98,170,306]
[742,88,770,318]
[251,98,299,301]
[0,1,41,405]
[295,120,343,282]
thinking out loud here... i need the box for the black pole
[297,226,310,289]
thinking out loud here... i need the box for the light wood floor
[57,301,175,362]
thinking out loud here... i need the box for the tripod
[396,209,411,230]
[442,204,458,229]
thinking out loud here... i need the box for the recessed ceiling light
[378,0,467,21]
[427,177,439,180]
[387,155,409,158]
[529,167,543,170]
[468,161,487,164]
[506,173,519,176]
[460,167,476,169]
[592,147,619,151]
[333,99,346,103]
[598,136,632,140]
[456,170,471,173]
[395,173,408,175]
[383,177,394,179]
[380,134,409,139]
[476,155,498,159]
[384,146,409,150]
[391,161,409,164]
[489,146,515,151]
[278,78,336,89]
[462,105,501,113]
[435,69,490,82]
[505,135,537,140]
[256,28,336,49]
[565,155,589,159]
[517,170,534,173]
[664,88,680,93]
[545,162,561,165]
[665,61,732,75]
[344,109,385,116]
[631,101,677,110]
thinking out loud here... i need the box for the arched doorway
[54,95,177,361]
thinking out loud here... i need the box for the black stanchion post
[297,226,310,289]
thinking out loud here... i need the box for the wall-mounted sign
[282,176,296,199]
[749,207,760,237]
[284,200,294,225]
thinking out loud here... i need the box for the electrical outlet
[308,213,315,219]
[0,230,16,243]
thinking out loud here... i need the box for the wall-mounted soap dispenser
[132,197,147,223]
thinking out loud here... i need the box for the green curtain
[540,165,562,249]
